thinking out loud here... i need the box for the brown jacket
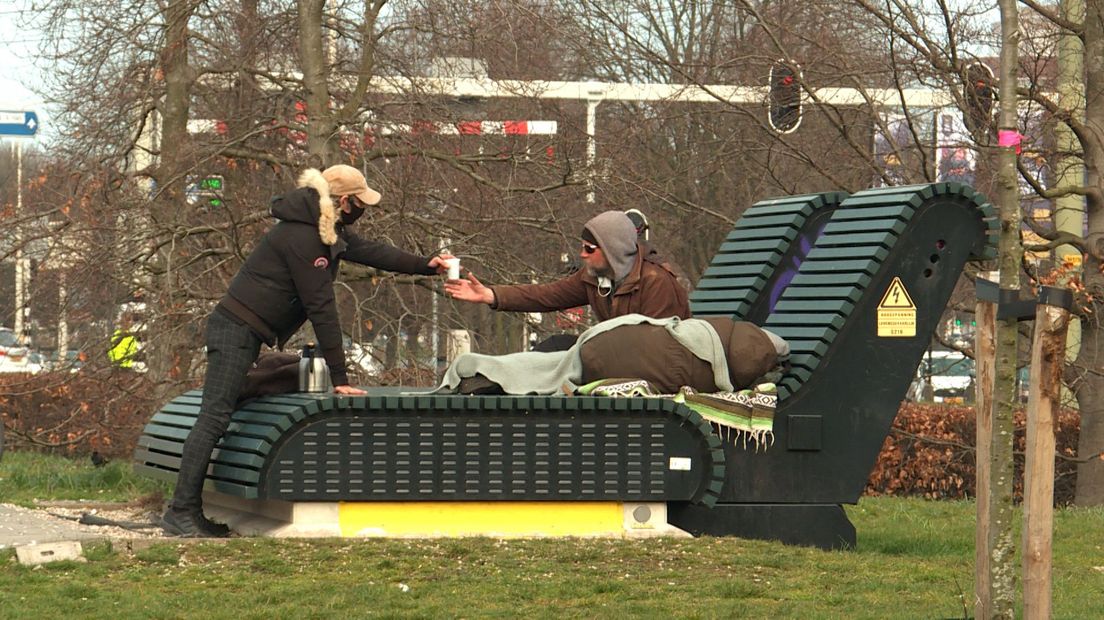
[491,244,690,322]
[580,317,780,393]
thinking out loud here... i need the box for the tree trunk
[147,0,201,402]
[1074,0,1104,506]
[298,0,340,166]
[987,1,1023,617]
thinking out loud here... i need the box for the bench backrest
[690,191,849,325]
[713,182,998,505]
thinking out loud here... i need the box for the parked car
[907,350,975,404]
[0,327,33,373]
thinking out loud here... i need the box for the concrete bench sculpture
[134,182,997,549]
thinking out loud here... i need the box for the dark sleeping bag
[578,317,783,393]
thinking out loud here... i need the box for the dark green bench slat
[208,479,258,499]
[815,231,898,247]
[725,226,800,242]
[150,412,201,428]
[688,300,750,313]
[805,246,890,261]
[768,315,843,335]
[838,192,926,208]
[216,435,269,454]
[831,204,915,221]
[135,446,261,483]
[231,410,299,432]
[135,450,187,473]
[691,290,755,303]
[795,259,881,275]
[706,252,783,267]
[174,393,204,406]
[780,376,803,394]
[143,424,192,442]
[209,451,265,471]
[238,400,310,416]
[734,213,808,229]
[702,263,775,278]
[823,218,907,235]
[694,276,767,291]
[717,238,792,253]
[209,463,260,485]
[763,326,836,341]
[773,299,855,314]
[780,287,863,302]
[224,421,282,443]
[160,403,201,417]
[743,198,816,214]
[790,272,872,287]
[778,340,831,358]
[787,366,813,384]
[764,313,846,330]
[869,182,940,197]
[786,353,821,370]
[138,435,267,470]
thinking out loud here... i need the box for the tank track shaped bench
[134,182,996,549]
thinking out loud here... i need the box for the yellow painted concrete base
[203,492,690,539]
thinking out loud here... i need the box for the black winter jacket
[219,173,435,385]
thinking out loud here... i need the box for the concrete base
[203,492,690,539]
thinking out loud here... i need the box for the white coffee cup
[444,257,461,280]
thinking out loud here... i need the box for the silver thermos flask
[298,342,332,393]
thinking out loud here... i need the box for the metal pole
[586,98,599,204]
[57,271,68,357]
[13,141,26,343]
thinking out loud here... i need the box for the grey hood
[583,210,639,282]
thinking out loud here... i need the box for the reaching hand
[427,253,456,274]
[444,271,494,305]
[334,384,367,396]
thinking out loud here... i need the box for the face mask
[339,207,364,226]
[338,196,366,225]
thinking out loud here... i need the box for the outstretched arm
[444,271,494,305]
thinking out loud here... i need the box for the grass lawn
[2,451,1102,618]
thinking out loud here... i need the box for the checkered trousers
[171,309,263,511]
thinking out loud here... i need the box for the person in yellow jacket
[108,326,139,368]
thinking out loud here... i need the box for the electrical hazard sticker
[877,277,916,337]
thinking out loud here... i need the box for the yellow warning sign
[877,277,916,337]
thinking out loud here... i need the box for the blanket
[435,314,734,395]
[577,378,778,450]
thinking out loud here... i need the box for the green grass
[0,450,169,505]
[1,452,1103,618]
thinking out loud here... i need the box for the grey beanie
[583,211,639,282]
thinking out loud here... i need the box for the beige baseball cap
[322,164,382,206]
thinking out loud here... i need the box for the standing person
[108,316,139,369]
[161,165,452,537]
[444,210,689,323]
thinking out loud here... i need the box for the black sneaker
[198,514,231,537]
[161,508,230,538]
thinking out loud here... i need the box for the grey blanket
[435,314,734,395]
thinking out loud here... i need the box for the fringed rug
[577,379,777,450]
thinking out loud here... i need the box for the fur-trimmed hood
[268,168,338,245]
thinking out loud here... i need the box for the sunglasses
[581,242,599,255]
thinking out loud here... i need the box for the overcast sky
[1,2,47,142]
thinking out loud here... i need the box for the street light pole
[13,141,28,343]
[585,84,604,204]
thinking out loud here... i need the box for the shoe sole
[159,516,211,538]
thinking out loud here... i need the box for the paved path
[0,503,162,549]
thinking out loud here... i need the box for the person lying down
[437,313,789,396]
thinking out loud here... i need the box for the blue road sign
[0,110,40,137]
